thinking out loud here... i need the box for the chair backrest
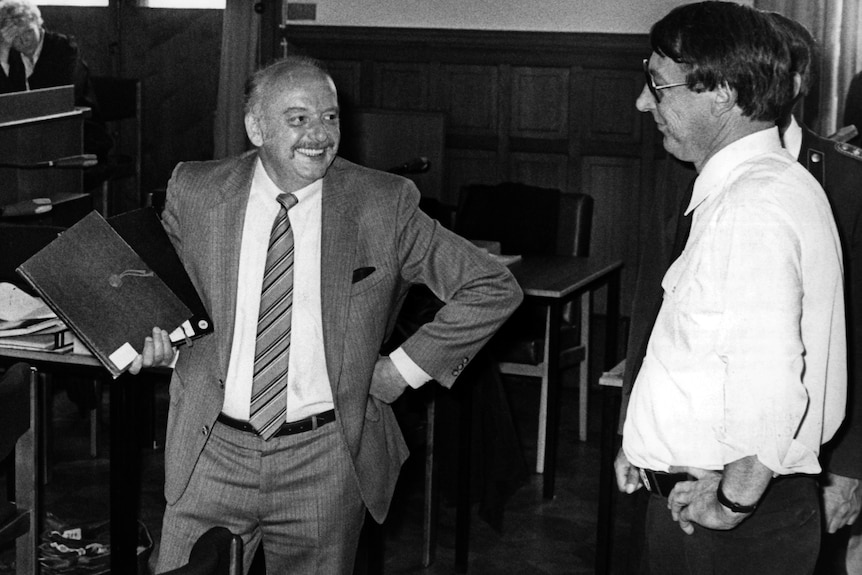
[160,526,243,575]
[454,182,593,257]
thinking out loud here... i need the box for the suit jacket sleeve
[390,181,523,388]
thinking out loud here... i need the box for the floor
[0,360,852,574]
[0,353,642,575]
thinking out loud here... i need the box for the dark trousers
[645,476,821,575]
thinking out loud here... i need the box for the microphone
[388,156,430,175]
[0,197,53,218]
[0,154,99,169]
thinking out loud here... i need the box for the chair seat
[494,322,584,366]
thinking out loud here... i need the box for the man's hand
[667,466,747,534]
[822,472,862,533]
[128,327,176,375]
[369,356,410,404]
[614,447,642,493]
[0,23,18,46]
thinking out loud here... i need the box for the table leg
[596,386,620,575]
[595,268,623,574]
[110,372,142,574]
[542,300,563,500]
[604,269,621,370]
[454,383,472,572]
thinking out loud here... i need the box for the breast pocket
[350,267,387,296]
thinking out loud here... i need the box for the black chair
[85,76,141,216]
[0,362,40,575]
[454,182,594,471]
[160,526,243,575]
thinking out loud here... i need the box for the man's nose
[635,85,655,112]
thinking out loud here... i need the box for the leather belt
[217,410,336,438]
[639,469,694,497]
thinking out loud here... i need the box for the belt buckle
[639,468,653,493]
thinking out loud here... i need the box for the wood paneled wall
[280,26,662,312]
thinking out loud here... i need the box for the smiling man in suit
[133,55,522,574]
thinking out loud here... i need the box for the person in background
[770,13,862,575]
[616,3,846,573]
[844,70,862,148]
[0,0,112,163]
[0,0,85,97]
[0,12,18,93]
[131,55,523,574]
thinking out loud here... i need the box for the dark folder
[16,209,212,378]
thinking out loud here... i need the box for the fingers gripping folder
[15,209,212,377]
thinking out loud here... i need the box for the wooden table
[508,255,623,500]
[421,256,623,573]
[0,346,160,575]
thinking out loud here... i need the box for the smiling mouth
[296,147,327,158]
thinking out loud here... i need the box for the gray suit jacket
[159,152,522,522]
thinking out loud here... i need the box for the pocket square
[352,266,376,283]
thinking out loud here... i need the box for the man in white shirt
[615,3,847,573]
[133,56,523,574]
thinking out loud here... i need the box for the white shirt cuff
[389,347,432,389]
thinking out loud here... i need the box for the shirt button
[201,426,209,436]
[218,379,225,389]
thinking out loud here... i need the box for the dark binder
[16,209,212,378]
[108,208,212,343]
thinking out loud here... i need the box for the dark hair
[649,1,794,122]
[244,55,331,117]
[767,11,817,98]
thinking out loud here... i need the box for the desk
[508,255,623,500]
[422,256,622,573]
[0,347,157,575]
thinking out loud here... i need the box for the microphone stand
[0,154,99,170]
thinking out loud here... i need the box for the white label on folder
[169,321,193,343]
[109,342,138,372]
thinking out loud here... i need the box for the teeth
[297,148,324,157]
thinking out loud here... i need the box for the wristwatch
[716,480,758,514]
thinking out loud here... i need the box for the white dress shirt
[623,128,846,476]
[221,159,429,422]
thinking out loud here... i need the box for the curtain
[755,0,862,136]
[213,0,260,159]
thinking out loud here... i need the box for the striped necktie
[249,192,298,439]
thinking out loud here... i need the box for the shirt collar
[252,157,321,205]
[782,115,803,160]
[23,29,44,68]
[685,127,784,216]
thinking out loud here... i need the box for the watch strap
[716,480,758,514]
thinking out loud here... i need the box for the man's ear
[711,84,738,117]
[245,113,264,147]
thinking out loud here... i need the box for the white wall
[288,0,754,34]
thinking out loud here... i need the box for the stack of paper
[0,283,73,352]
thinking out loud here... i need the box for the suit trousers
[155,417,366,574]
[644,475,820,575]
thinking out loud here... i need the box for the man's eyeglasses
[643,59,688,102]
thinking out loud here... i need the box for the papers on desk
[0,283,74,352]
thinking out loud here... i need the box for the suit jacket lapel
[320,161,360,393]
[208,154,256,376]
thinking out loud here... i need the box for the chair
[160,526,243,575]
[0,362,40,575]
[85,76,141,216]
[454,182,594,472]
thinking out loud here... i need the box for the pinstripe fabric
[249,192,298,439]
